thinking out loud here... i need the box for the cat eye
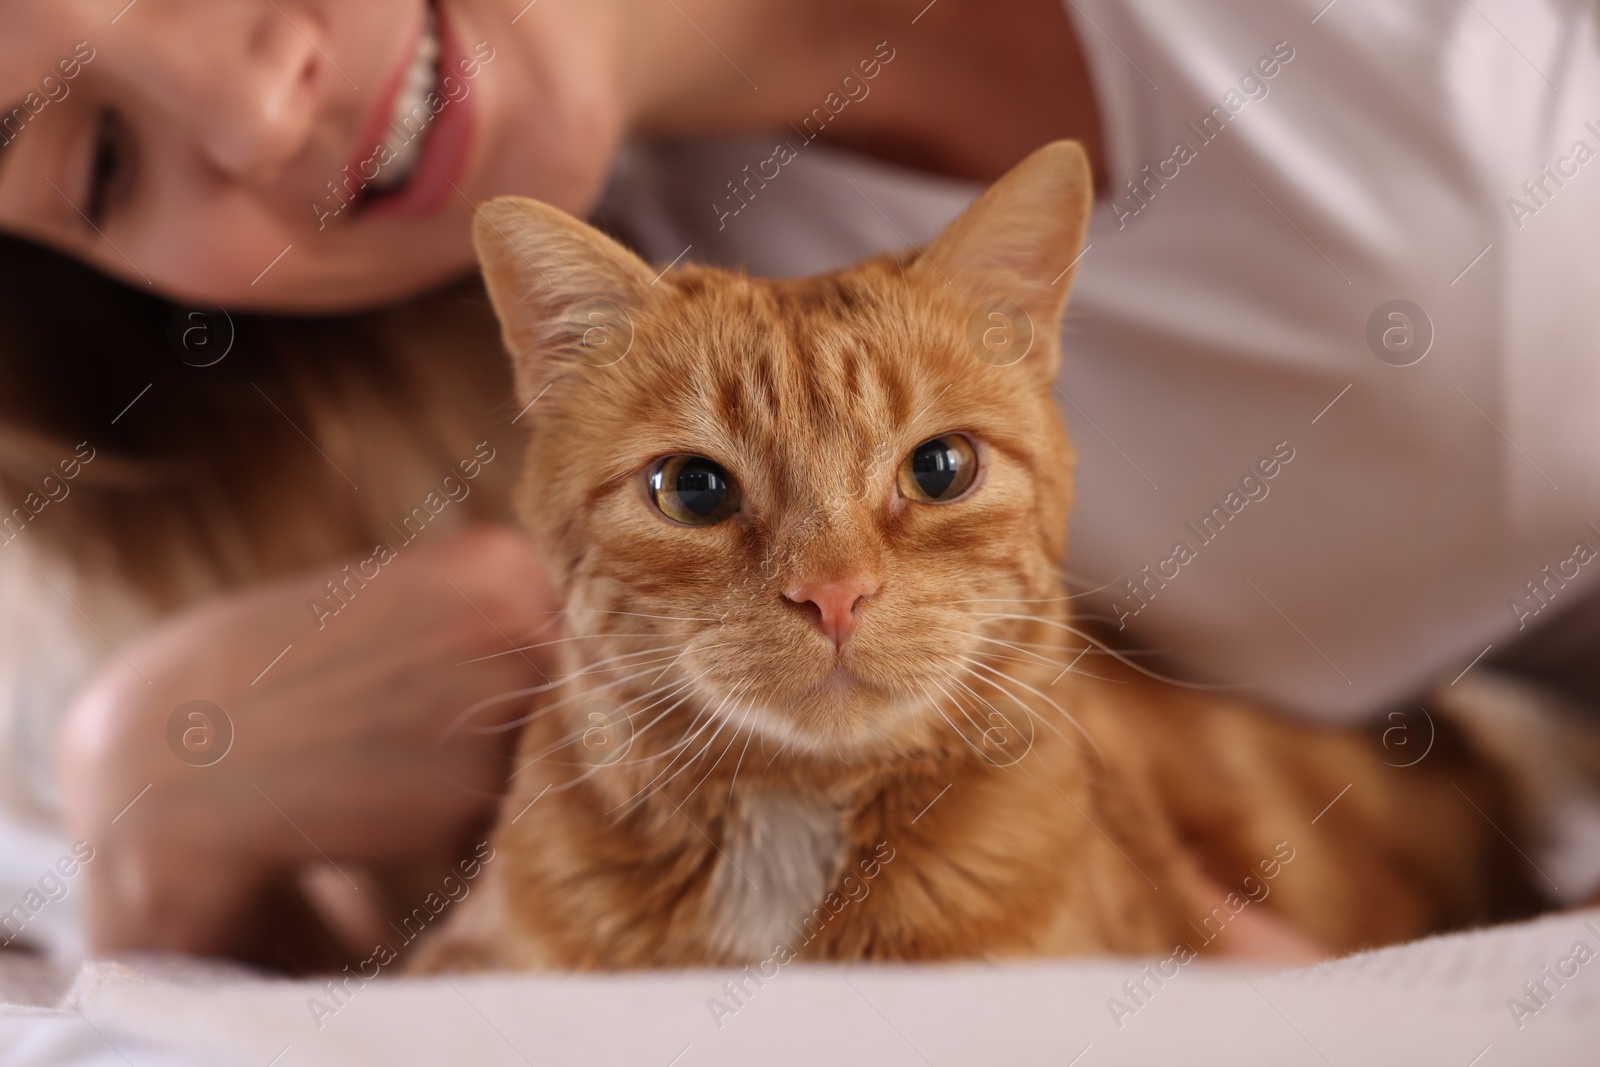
[650,455,742,525]
[898,435,979,503]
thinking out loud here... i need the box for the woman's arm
[57,526,554,967]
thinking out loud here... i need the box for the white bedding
[4,908,1597,1066]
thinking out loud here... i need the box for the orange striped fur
[412,142,1542,972]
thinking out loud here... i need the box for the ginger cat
[412,142,1542,972]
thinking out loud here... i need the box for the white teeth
[369,10,440,194]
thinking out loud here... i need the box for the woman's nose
[165,8,328,184]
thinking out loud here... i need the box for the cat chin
[737,685,936,763]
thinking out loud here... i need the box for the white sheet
[4,907,1597,1066]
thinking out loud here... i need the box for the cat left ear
[914,140,1094,377]
[471,197,657,404]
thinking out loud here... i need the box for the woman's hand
[57,526,555,970]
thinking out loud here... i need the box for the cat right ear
[471,197,656,403]
[913,140,1094,379]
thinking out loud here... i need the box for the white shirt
[601,0,1600,722]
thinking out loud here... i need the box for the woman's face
[0,0,624,311]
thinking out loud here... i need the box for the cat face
[476,142,1093,757]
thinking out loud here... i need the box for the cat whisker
[948,628,1157,666]
[536,693,709,796]
[923,670,1018,764]
[605,699,699,763]
[571,650,701,679]
[681,701,757,807]
[536,659,725,777]
[922,686,997,765]
[608,679,751,815]
[940,628,1065,668]
[531,643,691,686]
[940,598,1081,604]
[945,624,1121,684]
[955,654,1104,762]
[443,643,698,738]
[762,728,799,770]
[908,679,939,741]
[443,683,553,738]
[1067,613,1129,626]
[510,647,734,785]
[1053,568,1122,599]
[457,631,670,665]
[1045,643,1123,684]
[963,613,1242,691]
[465,660,695,738]
[942,629,1136,658]
[649,642,700,686]
[524,637,731,698]
[512,673,704,780]
[725,708,758,805]
[935,669,1044,762]
[925,671,993,742]
[649,681,750,799]
[567,608,721,623]
[556,684,711,786]
[942,668,1074,755]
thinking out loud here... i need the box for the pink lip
[359,4,477,221]
[345,10,424,183]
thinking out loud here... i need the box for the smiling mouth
[364,4,442,200]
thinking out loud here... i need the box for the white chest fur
[702,789,846,960]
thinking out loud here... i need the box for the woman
[2,0,1597,965]
[0,0,1093,308]
[0,0,1100,965]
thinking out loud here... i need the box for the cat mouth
[818,664,860,693]
[799,659,902,709]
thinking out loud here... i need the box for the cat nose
[784,574,879,649]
